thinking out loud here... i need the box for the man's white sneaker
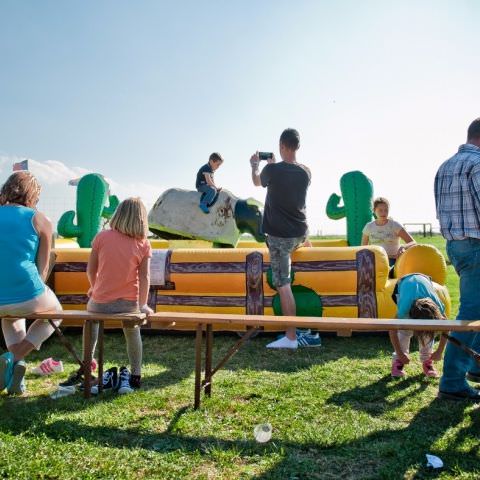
[266,336,298,349]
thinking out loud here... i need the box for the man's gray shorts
[266,235,305,288]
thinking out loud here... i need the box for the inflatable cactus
[58,173,120,247]
[326,171,374,246]
[267,268,323,317]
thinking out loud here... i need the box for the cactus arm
[57,211,82,238]
[326,194,346,220]
[102,195,120,219]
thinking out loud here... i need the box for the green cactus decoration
[326,170,374,246]
[57,173,120,247]
[267,268,323,317]
[272,285,323,317]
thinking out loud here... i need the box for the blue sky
[1,1,479,233]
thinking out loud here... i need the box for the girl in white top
[362,197,415,267]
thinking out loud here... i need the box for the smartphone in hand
[259,152,273,161]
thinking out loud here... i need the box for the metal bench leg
[83,320,93,399]
[204,324,213,397]
[194,323,203,409]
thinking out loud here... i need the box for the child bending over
[390,273,447,378]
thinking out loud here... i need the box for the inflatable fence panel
[51,245,451,331]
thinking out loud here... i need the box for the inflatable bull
[148,188,265,247]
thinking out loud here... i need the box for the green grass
[0,235,478,479]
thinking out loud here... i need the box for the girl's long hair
[109,197,149,239]
[409,297,445,347]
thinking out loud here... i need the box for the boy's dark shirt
[196,163,214,189]
[260,161,310,238]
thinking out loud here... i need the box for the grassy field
[0,235,478,479]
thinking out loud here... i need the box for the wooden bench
[149,312,480,408]
[2,311,172,398]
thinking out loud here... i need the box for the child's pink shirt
[90,230,152,303]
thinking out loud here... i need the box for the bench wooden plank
[147,311,480,409]
[149,312,480,333]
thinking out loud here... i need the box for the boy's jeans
[197,185,217,207]
[439,238,480,393]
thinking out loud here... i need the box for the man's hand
[250,152,260,170]
[398,352,410,365]
[267,153,276,164]
[217,187,222,192]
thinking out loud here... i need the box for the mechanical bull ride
[49,243,451,331]
[148,188,265,248]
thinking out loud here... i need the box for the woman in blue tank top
[0,171,62,395]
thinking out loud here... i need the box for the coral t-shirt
[90,230,152,303]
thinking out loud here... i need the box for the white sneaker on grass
[266,336,298,349]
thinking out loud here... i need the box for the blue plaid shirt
[435,144,480,240]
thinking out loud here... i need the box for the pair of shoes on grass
[267,330,321,349]
[91,366,140,395]
[0,352,26,395]
[391,358,439,378]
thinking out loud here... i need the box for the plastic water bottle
[50,385,76,399]
[254,423,272,443]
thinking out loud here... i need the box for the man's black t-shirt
[260,161,310,237]
[196,163,214,189]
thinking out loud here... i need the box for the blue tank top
[0,206,45,304]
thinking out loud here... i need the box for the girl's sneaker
[7,360,26,395]
[422,359,439,378]
[91,367,118,395]
[117,367,134,395]
[31,358,64,376]
[391,359,406,377]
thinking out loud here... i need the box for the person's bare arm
[33,211,53,281]
[397,229,416,255]
[389,331,410,364]
[203,172,218,189]
[361,233,370,246]
[430,333,448,361]
[138,256,153,314]
[86,248,99,295]
[250,152,261,186]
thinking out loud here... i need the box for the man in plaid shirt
[435,118,480,401]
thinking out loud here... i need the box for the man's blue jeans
[197,185,217,207]
[439,238,480,393]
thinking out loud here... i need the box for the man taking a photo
[250,128,315,349]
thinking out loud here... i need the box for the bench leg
[204,324,213,397]
[98,321,104,394]
[194,323,203,409]
[83,320,93,399]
